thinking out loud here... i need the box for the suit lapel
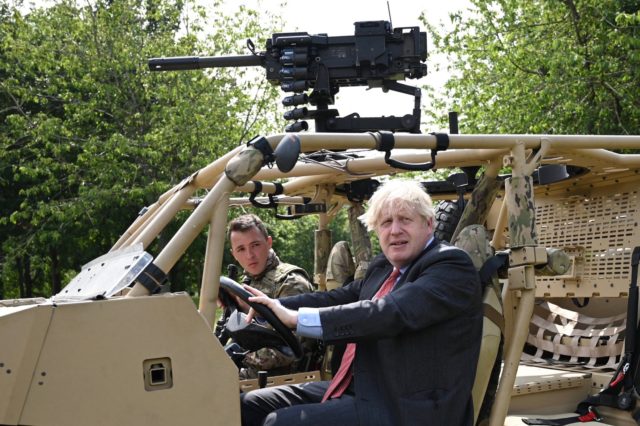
[395,238,440,288]
[362,265,392,300]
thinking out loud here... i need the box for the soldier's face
[230,227,273,276]
[376,206,433,269]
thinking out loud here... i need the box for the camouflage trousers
[239,347,297,379]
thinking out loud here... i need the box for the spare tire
[434,200,463,242]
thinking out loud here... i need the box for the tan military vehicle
[2,20,640,426]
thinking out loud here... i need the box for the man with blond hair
[240,180,483,426]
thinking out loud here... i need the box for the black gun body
[149,22,425,88]
[147,20,427,133]
[264,25,426,89]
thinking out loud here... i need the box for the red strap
[609,372,624,387]
[577,411,598,422]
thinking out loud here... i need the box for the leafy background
[1,0,638,300]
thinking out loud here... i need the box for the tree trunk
[50,247,62,295]
[17,256,25,298]
[24,255,33,298]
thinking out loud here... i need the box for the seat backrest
[452,225,504,425]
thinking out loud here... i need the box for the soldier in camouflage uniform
[227,214,314,379]
[325,241,356,290]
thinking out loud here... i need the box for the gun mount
[149,20,427,133]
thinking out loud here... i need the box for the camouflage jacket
[240,250,314,377]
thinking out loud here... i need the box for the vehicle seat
[452,225,504,425]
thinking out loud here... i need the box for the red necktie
[322,267,401,402]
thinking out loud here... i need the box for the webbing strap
[135,262,168,294]
[484,303,505,334]
[522,407,601,425]
[526,334,623,358]
[528,302,624,359]
[544,302,627,325]
[376,131,449,171]
[530,313,625,338]
[249,180,280,209]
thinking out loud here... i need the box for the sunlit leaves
[424,0,640,135]
[1,0,280,297]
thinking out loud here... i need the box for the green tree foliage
[425,0,640,135]
[0,0,281,299]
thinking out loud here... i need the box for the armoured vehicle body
[3,131,640,425]
[2,20,640,426]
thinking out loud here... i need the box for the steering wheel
[219,276,303,358]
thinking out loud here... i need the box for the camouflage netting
[521,301,626,370]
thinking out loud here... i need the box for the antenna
[387,1,393,27]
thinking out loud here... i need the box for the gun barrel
[148,55,263,71]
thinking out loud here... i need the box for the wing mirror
[274,134,301,173]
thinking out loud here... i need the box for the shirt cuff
[296,307,323,339]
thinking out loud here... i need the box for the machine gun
[148,20,427,133]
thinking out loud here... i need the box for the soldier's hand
[244,285,298,329]
[235,296,250,313]
[217,291,250,313]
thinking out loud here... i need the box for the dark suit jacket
[280,239,483,426]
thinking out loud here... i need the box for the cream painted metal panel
[0,303,53,424]
[19,294,239,426]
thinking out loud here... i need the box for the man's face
[376,206,433,269]
[230,227,273,276]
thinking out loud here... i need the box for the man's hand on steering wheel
[219,277,303,359]
[244,285,299,329]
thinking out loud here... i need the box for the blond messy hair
[359,180,435,232]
